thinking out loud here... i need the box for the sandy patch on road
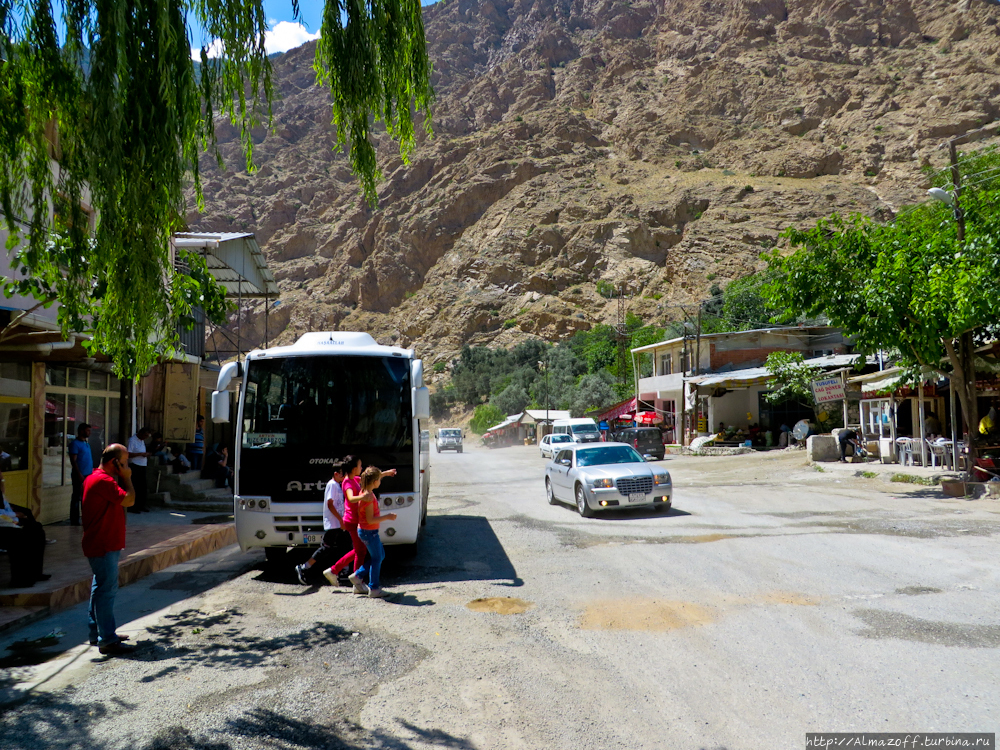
[580,599,716,631]
[467,597,534,614]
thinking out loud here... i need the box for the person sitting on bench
[0,471,50,588]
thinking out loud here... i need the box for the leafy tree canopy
[0,0,432,377]
[763,144,1000,440]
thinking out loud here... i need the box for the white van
[436,427,463,453]
[551,418,602,444]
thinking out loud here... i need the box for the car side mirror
[559,458,571,467]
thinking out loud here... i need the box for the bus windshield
[241,356,412,451]
[571,423,600,435]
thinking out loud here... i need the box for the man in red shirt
[82,443,136,656]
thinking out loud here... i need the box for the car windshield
[552,435,571,442]
[571,423,600,435]
[440,429,461,437]
[576,445,645,466]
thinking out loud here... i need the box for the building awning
[522,410,572,424]
[173,232,279,299]
[690,367,773,389]
[591,398,636,423]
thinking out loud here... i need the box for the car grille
[615,476,653,495]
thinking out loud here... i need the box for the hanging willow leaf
[0,0,433,379]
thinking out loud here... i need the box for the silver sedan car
[544,442,672,517]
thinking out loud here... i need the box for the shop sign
[811,377,846,403]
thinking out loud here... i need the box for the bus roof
[247,332,414,359]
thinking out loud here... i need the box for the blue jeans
[354,528,384,590]
[88,551,121,646]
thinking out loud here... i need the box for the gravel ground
[1,445,999,749]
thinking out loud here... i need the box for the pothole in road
[580,599,716,631]
[466,597,534,615]
[895,585,943,596]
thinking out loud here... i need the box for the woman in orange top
[348,465,397,598]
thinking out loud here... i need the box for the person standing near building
[67,423,93,526]
[127,427,152,513]
[82,444,136,655]
[190,415,205,470]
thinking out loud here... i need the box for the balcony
[637,372,684,397]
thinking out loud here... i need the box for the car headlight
[653,473,671,485]
[591,478,613,488]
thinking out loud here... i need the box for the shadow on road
[389,515,523,588]
[0,701,477,750]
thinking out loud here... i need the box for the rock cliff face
[191,0,1000,373]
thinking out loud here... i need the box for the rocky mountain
[191,0,1000,376]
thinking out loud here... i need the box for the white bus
[210,332,431,560]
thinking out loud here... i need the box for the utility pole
[615,285,629,396]
[943,121,995,475]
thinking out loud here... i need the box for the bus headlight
[385,527,396,537]
[258,500,267,509]
[383,497,392,507]
[248,499,256,508]
[396,497,405,506]
[255,530,266,539]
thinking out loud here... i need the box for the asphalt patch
[853,608,1000,648]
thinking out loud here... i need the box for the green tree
[763,351,821,409]
[470,403,505,435]
[491,383,530,415]
[764,145,1000,452]
[569,372,616,417]
[0,0,432,377]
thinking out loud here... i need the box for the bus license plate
[302,534,319,544]
[628,493,646,504]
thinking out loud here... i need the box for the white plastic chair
[895,438,912,466]
[926,439,948,469]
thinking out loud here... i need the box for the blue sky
[190,0,439,58]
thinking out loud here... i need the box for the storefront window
[0,402,31,472]
[0,363,32,398]
[43,393,69,486]
[88,396,106,466]
[44,366,121,487]
[68,367,88,389]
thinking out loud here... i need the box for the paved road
[1,446,998,749]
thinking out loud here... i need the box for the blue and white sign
[599,420,609,431]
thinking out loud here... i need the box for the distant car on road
[544,442,672,517]
[539,433,573,459]
[610,426,665,460]
[551,418,602,444]
[436,428,463,453]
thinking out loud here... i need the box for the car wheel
[575,484,594,518]
[264,547,288,568]
[458,448,463,453]
[657,501,672,512]
[436,447,440,453]
[545,478,558,505]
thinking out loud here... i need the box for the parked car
[436,428,463,453]
[610,426,665,460]
[539,433,573,459]
[551,417,602,444]
[544,442,672,517]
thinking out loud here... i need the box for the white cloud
[190,21,320,61]
[263,21,320,55]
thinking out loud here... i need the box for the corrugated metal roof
[173,232,279,298]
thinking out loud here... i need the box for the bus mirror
[211,390,230,423]
[216,360,243,392]
[411,359,424,388]
[414,386,430,419]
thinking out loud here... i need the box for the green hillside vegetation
[437,275,779,433]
